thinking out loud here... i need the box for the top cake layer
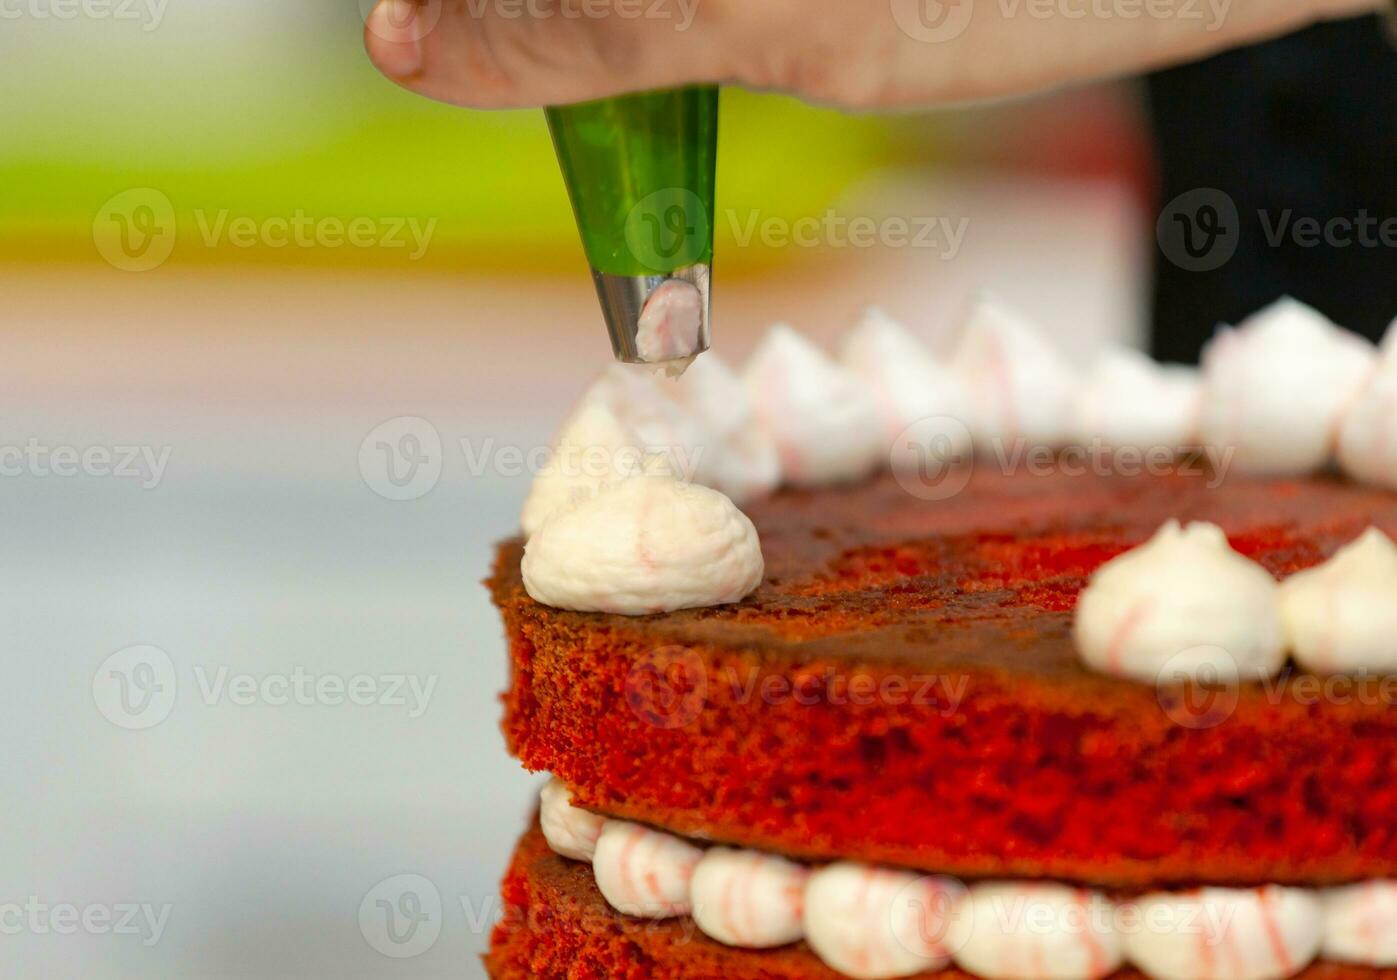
[491,467,1397,887]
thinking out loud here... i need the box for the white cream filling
[947,292,1078,449]
[1200,297,1376,476]
[1071,347,1202,451]
[521,469,764,615]
[1338,322,1397,491]
[1074,520,1286,684]
[1280,527,1397,676]
[537,778,1394,979]
[743,324,885,487]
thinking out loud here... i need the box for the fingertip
[364,0,427,81]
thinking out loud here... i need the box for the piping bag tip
[593,262,711,376]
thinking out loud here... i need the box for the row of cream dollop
[519,293,1397,618]
[538,777,1397,980]
[1076,520,1397,682]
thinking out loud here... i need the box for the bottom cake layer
[485,822,1385,980]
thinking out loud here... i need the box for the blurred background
[0,1,1389,977]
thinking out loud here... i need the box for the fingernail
[366,0,425,79]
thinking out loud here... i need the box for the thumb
[361,0,736,109]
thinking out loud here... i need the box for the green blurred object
[546,87,719,363]
[546,87,717,277]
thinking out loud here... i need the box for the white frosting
[1200,297,1376,475]
[588,365,720,487]
[744,324,884,487]
[1123,887,1323,980]
[1280,528,1397,675]
[1071,347,1203,450]
[636,279,704,367]
[947,293,1077,448]
[1074,520,1285,684]
[1337,331,1397,491]
[949,884,1121,980]
[536,777,1389,980]
[803,862,958,979]
[521,470,763,615]
[690,847,809,949]
[839,308,974,466]
[538,777,605,862]
[591,820,703,919]
[665,352,781,503]
[1322,881,1397,966]
[519,398,653,538]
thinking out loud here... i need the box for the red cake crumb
[485,821,1386,979]
[490,469,1397,888]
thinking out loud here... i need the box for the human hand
[363,0,1382,110]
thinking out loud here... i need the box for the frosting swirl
[1074,521,1285,684]
[1123,887,1323,980]
[1337,323,1397,491]
[521,470,764,615]
[744,324,884,486]
[1200,297,1375,475]
[1280,527,1397,675]
[950,884,1121,980]
[948,293,1077,448]
[1071,347,1202,451]
[665,352,781,504]
[839,307,973,466]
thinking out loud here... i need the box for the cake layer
[491,469,1397,888]
[485,822,1385,980]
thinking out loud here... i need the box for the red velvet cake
[486,299,1397,979]
[488,467,1397,978]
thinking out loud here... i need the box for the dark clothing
[1147,15,1397,363]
